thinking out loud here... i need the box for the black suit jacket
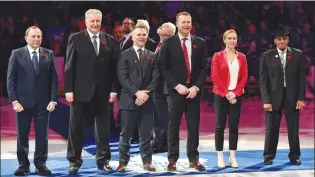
[159,34,208,95]
[117,47,159,110]
[259,47,306,110]
[64,30,118,102]
[7,46,58,108]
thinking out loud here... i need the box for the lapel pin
[275,55,278,58]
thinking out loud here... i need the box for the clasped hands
[135,90,150,106]
[226,91,237,104]
[263,100,304,112]
[12,101,56,112]
[176,84,198,99]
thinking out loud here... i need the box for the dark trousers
[16,104,50,168]
[264,88,300,160]
[153,93,169,144]
[214,94,242,151]
[168,92,200,163]
[119,108,154,164]
[67,88,111,167]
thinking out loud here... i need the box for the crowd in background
[0,1,314,101]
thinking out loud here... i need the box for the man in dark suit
[260,25,305,166]
[64,9,118,174]
[152,22,176,153]
[116,24,159,172]
[159,12,208,171]
[7,26,58,176]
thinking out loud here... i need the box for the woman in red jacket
[211,29,248,168]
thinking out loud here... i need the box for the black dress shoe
[35,166,51,176]
[14,166,30,176]
[69,165,79,175]
[101,163,113,172]
[290,159,301,165]
[264,158,273,165]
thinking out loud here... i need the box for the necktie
[32,51,39,72]
[279,51,286,87]
[155,42,162,53]
[182,38,191,83]
[137,48,144,73]
[92,35,98,55]
[120,36,126,49]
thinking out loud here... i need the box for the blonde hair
[176,11,191,22]
[25,26,42,36]
[132,24,149,34]
[136,19,150,32]
[223,29,237,41]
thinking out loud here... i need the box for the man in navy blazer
[7,26,58,176]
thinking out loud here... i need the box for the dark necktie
[138,48,145,71]
[92,35,98,55]
[182,38,191,83]
[32,51,39,72]
[120,36,126,49]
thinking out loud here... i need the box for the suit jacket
[117,47,159,110]
[159,34,208,95]
[64,30,118,102]
[259,47,306,110]
[7,46,58,108]
[155,42,168,96]
[211,50,248,97]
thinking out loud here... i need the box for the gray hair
[136,19,150,32]
[163,22,176,35]
[85,9,102,19]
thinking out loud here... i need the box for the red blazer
[211,50,248,97]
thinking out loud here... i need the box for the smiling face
[132,27,148,48]
[85,13,102,34]
[176,14,192,37]
[224,31,237,49]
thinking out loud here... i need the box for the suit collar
[86,29,100,39]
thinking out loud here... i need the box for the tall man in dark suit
[7,26,58,176]
[64,9,118,174]
[152,22,176,153]
[260,25,305,166]
[159,12,208,171]
[116,24,159,172]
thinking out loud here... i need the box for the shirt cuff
[174,84,181,90]
[65,92,73,96]
[51,101,57,105]
[12,101,18,104]
[193,85,199,91]
[110,92,117,95]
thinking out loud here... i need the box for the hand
[13,102,24,112]
[229,98,237,104]
[109,93,117,103]
[296,100,304,110]
[226,91,236,101]
[135,98,145,106]
[263,104,272,112]
[186,87,198,99]
[46,102,56,112]
[65,93,74,103]
[135,90,149,102]
[176,85,189,95]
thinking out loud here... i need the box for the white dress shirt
[277,47,287,87]
[87,30,100,54]
[133,45,145,60]
[27,45,39,62]
[228,57,239,90]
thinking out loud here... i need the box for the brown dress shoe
[116,163,127,172]
[189,162,206,171]
[143,164,156,171]
[167,162,176,171]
